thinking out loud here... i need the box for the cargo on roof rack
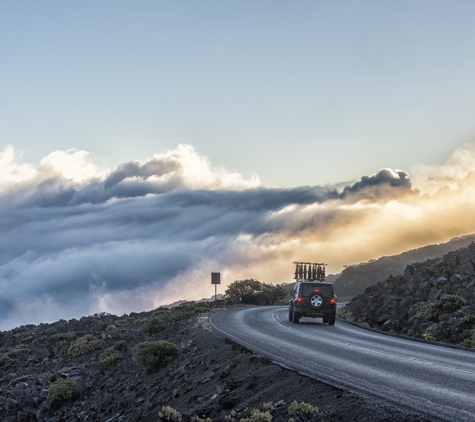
[293,261,327,281]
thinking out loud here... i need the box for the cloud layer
[1,143,475,330]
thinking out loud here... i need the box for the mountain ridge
[333,233,475,297]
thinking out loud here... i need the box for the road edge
[337,316,475,353]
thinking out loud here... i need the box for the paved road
[209,306,475,422]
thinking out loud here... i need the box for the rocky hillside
[0,302,437,422]
[338,242,475,347]
[333,233,475,298]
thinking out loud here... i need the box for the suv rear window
[300,284,332,297]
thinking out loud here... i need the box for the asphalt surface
[209,306,475,422]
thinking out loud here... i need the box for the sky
[1,1,475,329]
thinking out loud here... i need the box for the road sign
[211,272,220,301]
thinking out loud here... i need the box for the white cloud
[411,142,475,194]
[0,145,37,191]
[153,144,260,190]
[40,148,109,182]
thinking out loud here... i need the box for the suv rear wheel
[292,312,300,324]
[328,315,336,325]
[288,307,293,321]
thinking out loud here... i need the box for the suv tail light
[297,297,302,302]
[330,298,335,304]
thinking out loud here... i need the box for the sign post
[211,272,221,301]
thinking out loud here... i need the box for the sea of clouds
[1,143,475,330]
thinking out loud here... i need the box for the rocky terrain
[0,301,439,422]
[338,242,475,347]
[333,233,475,298]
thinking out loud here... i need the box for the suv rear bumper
[293,304,336,317]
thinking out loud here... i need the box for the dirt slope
[0,303,440,421]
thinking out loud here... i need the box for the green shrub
[68,334,103,357]
[408,301,424,317]
[438,294,467,313]
[225,279,287,305]
[194,306,209,314]
[422,324,437,341]
[48,378,80,409]
[460,314,475,326]
[414,295,467,322]
[100,347,120,366]
[21,335,34,344]
[133,340,178,370]
[9,373,36,386]
[113,340,128,351]
[191,417,212,422]
[158,405,181,422]
[0,355,16,371]
[431,261,450,278]
[258,283,288,305]
[459,329,475,348]
[55,332,73,342]
[142,316,167,334]
[414,303,439,322]
[287,401,318,422]
[171,302,200,321]
[385,279,398,294]
[240,410,273,422]
[461,278,475,292]
[44,327,57,336]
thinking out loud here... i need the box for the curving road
[209,306,475,422]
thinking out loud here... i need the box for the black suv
[289,281,336,325]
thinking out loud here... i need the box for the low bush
[9,373,36,386]
[68,334,103,357]
[461,278,475,292]
[431,261,450,278]
[100,347,120,366]
[44,327,57,336]
[191,417,212,422]
[113,340,128,351]
[459,329,475,348]
[55,332,73,342]
[0,354,16,371]
[133,340,178,370]
[408,301,424,317]
[171,302,200,322]
[414,303,439,322]
[158,406,181,422]
[21,335,34,344]
[142,316,166,334]
[48,378,80,409]
[438,294,467,313]
[240,410,273,422]
[287,401,318,422]
[460,314,475,326]
[414,295,467,322]
[422,324,437,341]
